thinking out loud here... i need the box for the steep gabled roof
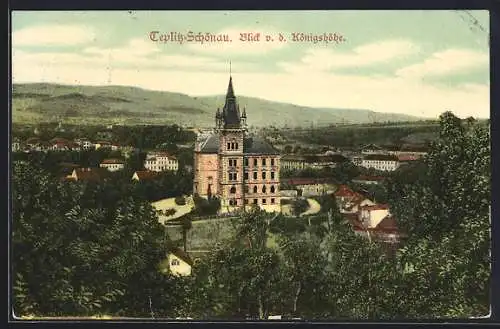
[169,247,194,266]
[222,76,241,129]
[73,167,109,182]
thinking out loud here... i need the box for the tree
[180,215,193,252]
[11,161,185,317]
[388,111,490,318]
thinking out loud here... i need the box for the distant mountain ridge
[12,83,425,127]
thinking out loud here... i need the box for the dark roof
[363,154,399,161]
[169,247,194,266]
[73,167,109,182]
[197,133,279,155]
[282,177,337,186]
[222,77,241,129]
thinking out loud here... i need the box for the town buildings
[144,152,179,172]
[100,158,125,172]
[360,154,400,171]
[193,76,281,213]
[281,154,348,171]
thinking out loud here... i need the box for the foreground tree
[388,112,490,318]
[11,162,185,317]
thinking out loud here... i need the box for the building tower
[217,76,247,209]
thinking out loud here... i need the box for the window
[270,185,275,193]
[228,172,233,180]
[253,199,258,204]
[234,159,237,167]
[271,158,275,166]
[171,259,180,266]
[244,172,249,180]
[262,172,266,179]
[244,185,249,193]
[229,199,237,206]
[236,143,239,150]
[262,199,267,204]
[253,172,258,179]
[271,198,275,204]
[262,186,267,193]
[245,158,249,166]
[227,142,231,150]
[229,159,233,166]
[253,186,258,193]
[245,199,249,204]
[253,159,258,166]
[234,173,238,180]
[262,158,266,166]
[271,172,275,179]
[230,186,236,194]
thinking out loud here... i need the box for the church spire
[222,74,241,129]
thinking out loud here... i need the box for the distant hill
[12,83,425,127]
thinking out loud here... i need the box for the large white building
[360,154,400,171]
[144,152,178,172]
[100,159,125,172]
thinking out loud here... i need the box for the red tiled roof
[133,170,160,180]
[101,158,125,165]
[334,185,364,199]
[397,155,420,162]
[73,168,109,182]
[343,213,366,231]
[375,216,399,232]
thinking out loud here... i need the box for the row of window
[228,198,277,206]
[229,185,278,194]
[227,142,239,150]
[228,171,277,181]
[228,158,278,167]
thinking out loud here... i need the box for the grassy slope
[12,83,424,127]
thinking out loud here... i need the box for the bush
[175,196,186,205]
[164,208,177,216]
[292,198,309,216]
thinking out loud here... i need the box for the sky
[11,10,490,118]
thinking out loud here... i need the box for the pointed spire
[241,106,247,118]
[226,76,235,99]
[222,75,240,128]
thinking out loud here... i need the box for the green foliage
[387,111,490,318]
[291,198,309,217]
[175,196,186,205]
[11,161,186,317]
[192,195,221,217]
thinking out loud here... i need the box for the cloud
[13,24,96,46]
[396,49,489,78]
[186,27,288,55]
[278,39,419,73]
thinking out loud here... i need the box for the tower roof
[222,76,241,129]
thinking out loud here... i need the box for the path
[151,195,195,224]
[300,198,321,217]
